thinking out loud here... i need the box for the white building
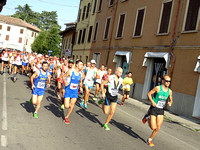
[0,15,41,52]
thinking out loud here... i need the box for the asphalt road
[0,72,200,150]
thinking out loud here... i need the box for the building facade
[60,23,76,58]
[90,0,200,118]
[0,15,40,52]
[72,0,100,64]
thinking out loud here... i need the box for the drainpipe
[169,0,181,81]
[106,0,119,66]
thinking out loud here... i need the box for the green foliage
[11,4,61,55]
[31,25,61,55]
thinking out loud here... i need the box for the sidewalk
[117,94,200,132]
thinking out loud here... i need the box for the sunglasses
[164,80,171,83]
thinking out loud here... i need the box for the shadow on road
[20,101,35,114]
[110,119,146,143]
[44,103,65,119]
[76,109,103,127]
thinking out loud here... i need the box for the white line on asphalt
[1,135,7,147]
[2,73,7,130]
[117,108,199,150]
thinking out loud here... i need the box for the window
[35,33,37,37]
[88,26,93,42]
[0,25,2,30]
[184,0,200,31]
[93,22,99,41]
[78,30,82,44]
[158,1,173,34]
[103,17,111,40]
[86,56,88,63]
[109,0,114,6]
[32,32,34,37]
[7,26,11,31]
[93,0,97,14]
[82,28,86,43]
[78,9,81,22]
[5,35,9,41]
[86,3,90,18]
[18,37,22,43]
[98,0,102,12]
[133,8,145,37]
[26,39,28,45]
[116,13,126,38]
[82,6,86,21]
[20,29,24,34]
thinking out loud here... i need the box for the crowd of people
[0,48,173,147]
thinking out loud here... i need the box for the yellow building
[73,0,100,65]
[90,0,200,119]
[60,23,76,58]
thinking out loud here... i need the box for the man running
[120,72,133,106]
[81,59,99,109]
[1,48,9,75]
[30,62,51,118]
[62,60,84,124]
[93,64,106,101]
[143,75,173,147]
[100,67,123,130]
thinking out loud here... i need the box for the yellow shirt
[123,77,133,91]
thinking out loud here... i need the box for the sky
[0,0,80,31]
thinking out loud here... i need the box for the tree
[31,25,61,56]
[12,4,62,55]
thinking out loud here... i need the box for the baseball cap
[91,59,96,64]
[68,59,74,63]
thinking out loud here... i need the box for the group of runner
[0,48,173,147]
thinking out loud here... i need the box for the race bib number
[37,81,45,89]
[111,89,118,96]
[156,100,166,109]
[70,83,78,90]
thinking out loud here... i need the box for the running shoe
[80,101,84,107]
[33,113,38,119]
[61,104,64,110]
[147,139,155,147]
[142,114,149,124]
[29,98,32,104]
[64,117,70,124]
[93,97,97,101]
[84,104,88,109]
[103,124,110,131]
[120,102,124,106]
[98,99,103,104]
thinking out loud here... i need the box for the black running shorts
[149,106,164,116]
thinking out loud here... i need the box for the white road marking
[1,135,7,147]
[2,73,7,130]
[1,74,8,148]
[117,108,199,150]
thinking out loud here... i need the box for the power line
[37,0,79,8]
[3,7,76,23]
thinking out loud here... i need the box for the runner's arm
[95,69,100,79]
[30,71,39,89]
[147,86,159,107]
[62,70,71,86]
[168,89,173,106]
[101,77,109,99]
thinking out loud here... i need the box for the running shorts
[149,106,164,116]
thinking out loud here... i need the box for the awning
[142,52,170,69]
[113,51,132,64]
[194,56,200,73]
